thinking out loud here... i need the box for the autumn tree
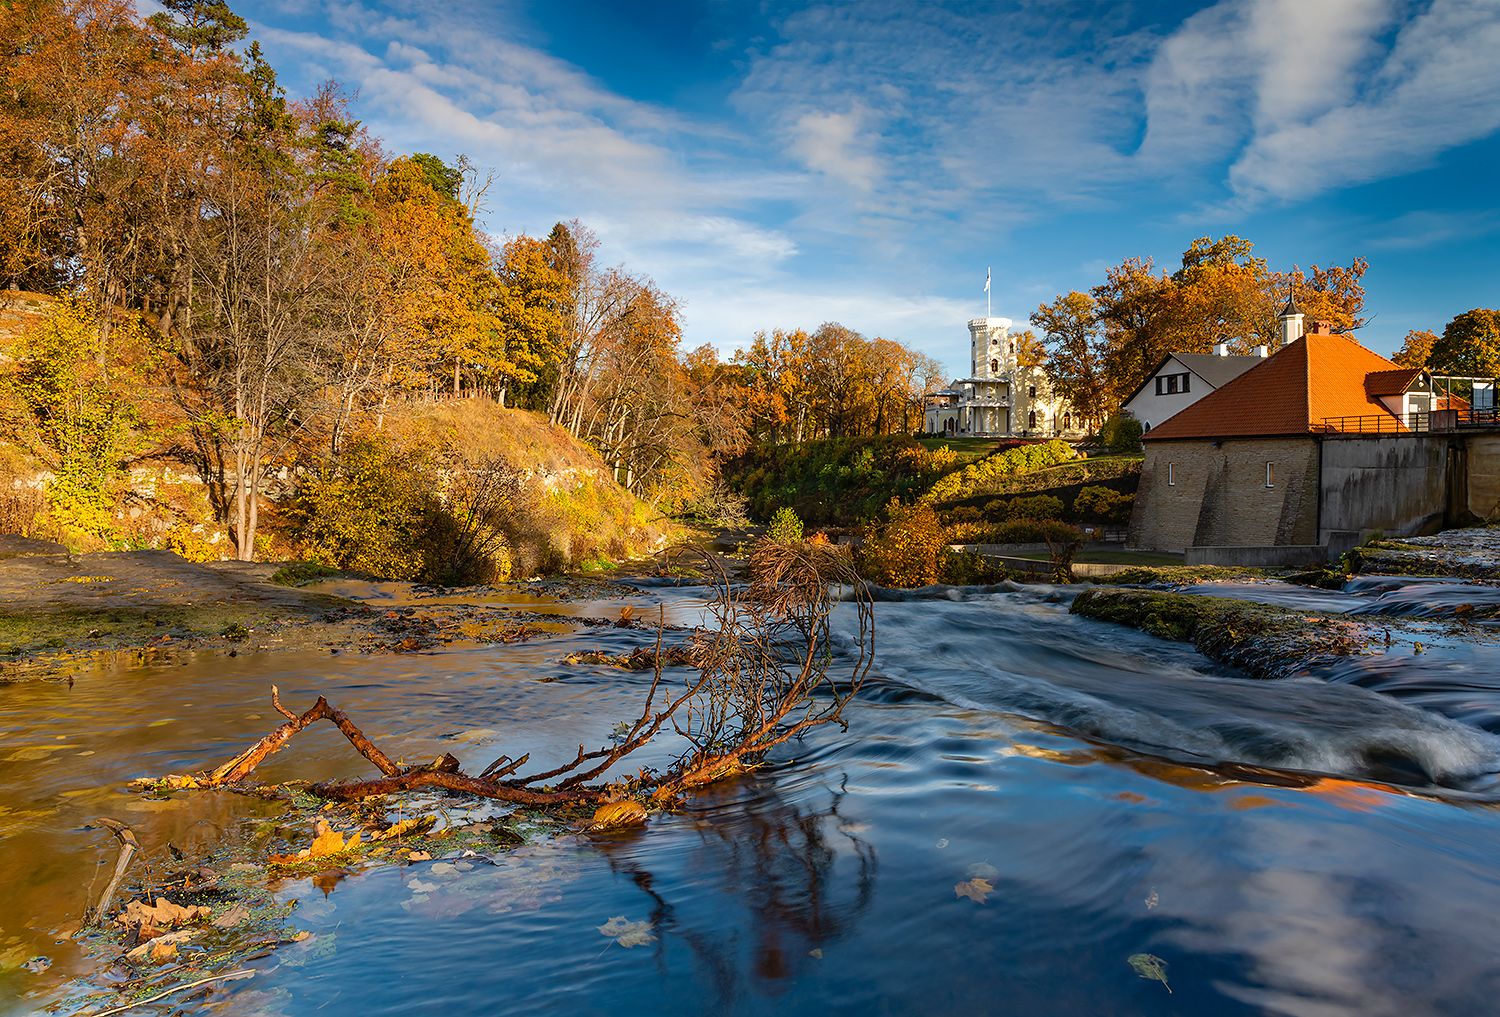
[1393,329,1439,369]
[1031,291,1107,427]
[1430,309,1500,376]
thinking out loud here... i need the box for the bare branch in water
[194,542,875,809]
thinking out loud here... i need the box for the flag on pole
[984,268,991,294]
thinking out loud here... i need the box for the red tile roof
[1143,332,1405,441]
[1364,367,1422,397]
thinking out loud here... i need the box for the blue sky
[236,0,1500,375]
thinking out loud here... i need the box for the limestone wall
[1129,438,1319,552]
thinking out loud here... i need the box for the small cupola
[1277,289,1305,348]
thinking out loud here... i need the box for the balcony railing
[1318,408,1500,434]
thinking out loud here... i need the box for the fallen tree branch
[189,544,875,811]
[81,968,255,1017]
[82,818,139,929]
[205,686,400,785]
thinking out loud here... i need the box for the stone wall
[1129,438,1319,552]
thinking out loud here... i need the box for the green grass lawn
[915,437,1005,461]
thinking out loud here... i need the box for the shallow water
[8,582,1500,1014]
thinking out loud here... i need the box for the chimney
[1310,319,1334,335]
[1213,342,1229,357]
[1253,344,1269,358]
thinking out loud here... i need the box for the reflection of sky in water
[9,581,1500,1014]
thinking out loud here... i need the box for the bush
[681,484,750,527]
[766,506,805,543]
[1098,414,1144,454]
[1006,494,1064,520]
[985,519,1084,581]
[284,439,435,580]
[857,499,948,587]
[944,505,983,524]
[925,440,1077,503]
[1073,485,1134,524]
[939,549,1008,585]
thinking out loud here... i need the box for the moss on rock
[1071,587,1375,679]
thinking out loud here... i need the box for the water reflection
[592,775,876,1005]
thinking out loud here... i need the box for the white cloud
[789,108,881,192]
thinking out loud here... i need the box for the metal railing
[1318,408,1500,434]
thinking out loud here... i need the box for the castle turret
[968,317,1013,379]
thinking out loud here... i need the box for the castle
[922,317,1081,438]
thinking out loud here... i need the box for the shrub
[944,505,983,524]
[925,439,1077,503]
[766,506,805,543]
[939,549,1008,585]
[284,439,434,580]
[1007,494,1064,520]
[982,499,1011,520]
[681,484,750,527]
[857,499,948,587]
[1098,413,1144,454]
[1073,485,1135,524]
[987,519,1085,581]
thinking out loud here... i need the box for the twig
[80,968,255,1016]
[82,818,139,929]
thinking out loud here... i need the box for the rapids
[6,576,1500,1015]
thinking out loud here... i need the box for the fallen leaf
[589,800,647,831]
[211,905,251,929]
[808,948,823,959]
[114,897,211,933]
[1127,953,1172,993]
[21,956,51,973]
[406,850,432,862]
[935,838,949,849]
[598,916,656,948]
[1144,889,1159,910]
[302,820,360,859]
[954,877,993,904]
[125,929,194,964]
[373,816,437,841]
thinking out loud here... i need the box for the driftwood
[82,969,255,1017]
[83,818,139,929]
[196,543,875,808]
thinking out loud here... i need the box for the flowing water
[7,578,1500,1015]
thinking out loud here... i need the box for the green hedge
[923,440,1077,504]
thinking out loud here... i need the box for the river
[6,578,1500,1015]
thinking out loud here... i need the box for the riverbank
[0,537,691,683]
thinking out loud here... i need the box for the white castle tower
[969,316,1013,380]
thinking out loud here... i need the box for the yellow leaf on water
[954,877,993,904]
[598,916,655,948]
[589,800,647,830]
[373,815,437,841]
[300,820,361,859]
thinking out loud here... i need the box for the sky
[234,0,1500,376]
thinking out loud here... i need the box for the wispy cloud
[239,0,1500,368]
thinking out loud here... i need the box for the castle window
[991,337,998,345]
[990,359,999,373]
[1063,413,1071,429]
[1028,385,1036,399]
[1028,410,1037,429]
[1265,462,1275,488]
[1167,463,1176,486]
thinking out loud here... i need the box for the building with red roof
[1129,314,1499,557]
